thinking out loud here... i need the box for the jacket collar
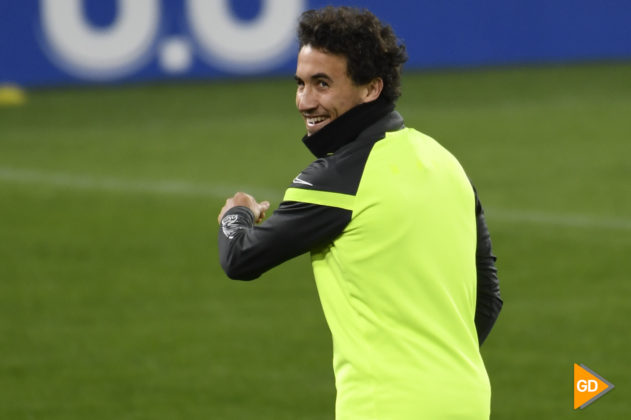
[302,96,397,158]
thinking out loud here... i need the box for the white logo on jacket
[292,175,314,187]
[221,214,243,239]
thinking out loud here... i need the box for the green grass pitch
[1,62,630,419]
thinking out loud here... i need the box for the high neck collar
[302,96,395,158]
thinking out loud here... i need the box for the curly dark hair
[297,6,408,103]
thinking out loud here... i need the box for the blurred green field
[1,63,630,419]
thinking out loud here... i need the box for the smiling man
[217,6,502,419]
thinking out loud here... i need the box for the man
[217,6,502,419]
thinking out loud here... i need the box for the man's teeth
[307,116,327,125]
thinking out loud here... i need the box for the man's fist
[218,192,270,224]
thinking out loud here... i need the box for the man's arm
[218,192,351,280]
[473,190,503,345]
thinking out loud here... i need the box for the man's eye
[318,80,329,88]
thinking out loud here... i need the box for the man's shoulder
[288,148,369,196]
[289,154,349,195]
[288,111,407,195]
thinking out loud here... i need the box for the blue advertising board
[1,0,630,87]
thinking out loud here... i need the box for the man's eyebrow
[294,73,333,82]
[310,73,333,81]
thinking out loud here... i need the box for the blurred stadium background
[1,1,630,419]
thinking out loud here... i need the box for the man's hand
[218,192,270,224]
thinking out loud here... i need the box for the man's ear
[363,77,384,102]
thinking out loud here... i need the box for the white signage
[40,0,306,80]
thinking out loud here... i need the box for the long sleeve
[218,201,351,280]
[473,190,503,345]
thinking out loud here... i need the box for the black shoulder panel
[289,111,405,195]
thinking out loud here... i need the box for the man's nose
[297,87,317,111]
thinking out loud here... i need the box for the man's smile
[303,113,331,134]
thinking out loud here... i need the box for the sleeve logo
[221,214,243,239]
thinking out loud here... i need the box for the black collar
[302,96,396,158]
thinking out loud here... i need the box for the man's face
[295,45,369,136]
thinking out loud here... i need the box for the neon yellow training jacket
[219,97,502,419]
